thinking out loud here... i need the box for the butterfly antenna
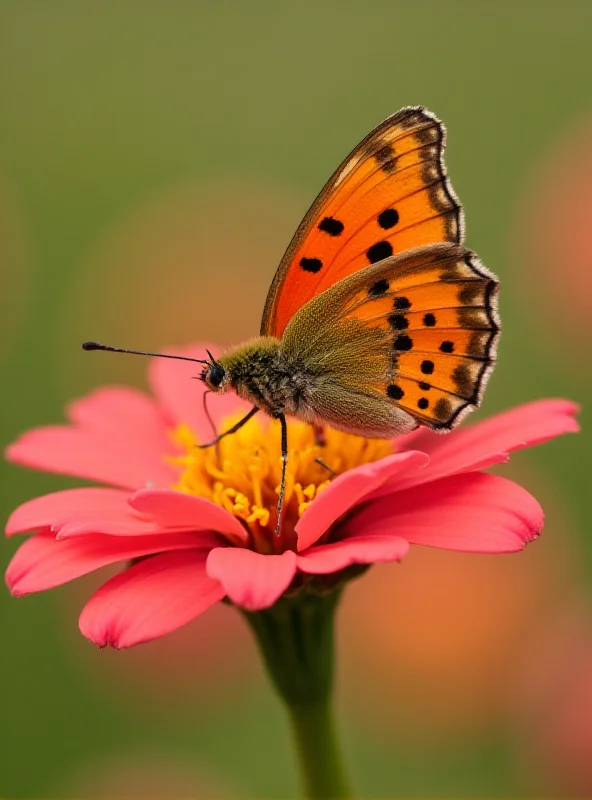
[82,341,210,365]
[205,349,218,366]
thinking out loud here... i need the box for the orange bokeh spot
[516,114,592,347]
[58,753,232,798]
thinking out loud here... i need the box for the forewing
[281,243,499,431]
[262,107,463,338]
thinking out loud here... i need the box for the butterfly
[84,106,500,532]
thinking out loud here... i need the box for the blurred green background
[1,1,590,797]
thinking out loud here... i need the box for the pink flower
[4,343,579,649]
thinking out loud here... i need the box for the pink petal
[297,534,409,575]
[41,491,171,538]
[129,488,248,544]
[296,451,429,551]
[391,399,579,492]
[6,530,209,596]
[147,343,252,442]
[6,388,176,489]
[349,472,543,553]
[5,487,220,542]
[206,547,297,611]
[6,488,129,536]
[56,516,166,538]
[79,550,225,648]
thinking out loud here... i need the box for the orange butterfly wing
[261,106,463,338]
[281,243,499,432]
[335,245,499,428]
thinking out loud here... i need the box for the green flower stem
[286,697,351,800]
[243,588,351,800]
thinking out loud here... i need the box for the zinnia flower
[4,343,578,649]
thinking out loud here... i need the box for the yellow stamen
[168,413,394,553]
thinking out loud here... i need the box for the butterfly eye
[205,363,225,390]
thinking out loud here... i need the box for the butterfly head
[200,351,227,392]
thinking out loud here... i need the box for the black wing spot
[418,381,431,391]
[421,359,434,375]
[394,296,411,310]
[377,208,399,229]
[318,217,344,236]
[387,384,404,400]
[440,340,454,353]
[366,241,393,264]
[299,257,323,273]
[368,279,390,297]
[388,314,409,331]
[393,335,413,351]
[423,313,436,327]
[418,397,429,410]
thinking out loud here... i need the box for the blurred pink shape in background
[516,114,592,349]
[511,596,592,797]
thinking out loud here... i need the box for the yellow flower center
[168,414,393,553]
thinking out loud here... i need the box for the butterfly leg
[315,457,335,476]
[310,423,334,474]
[201,390,218,440]
[275,413,289,536]
[197,406,259,449]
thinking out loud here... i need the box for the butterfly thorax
[217,337,320,419]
